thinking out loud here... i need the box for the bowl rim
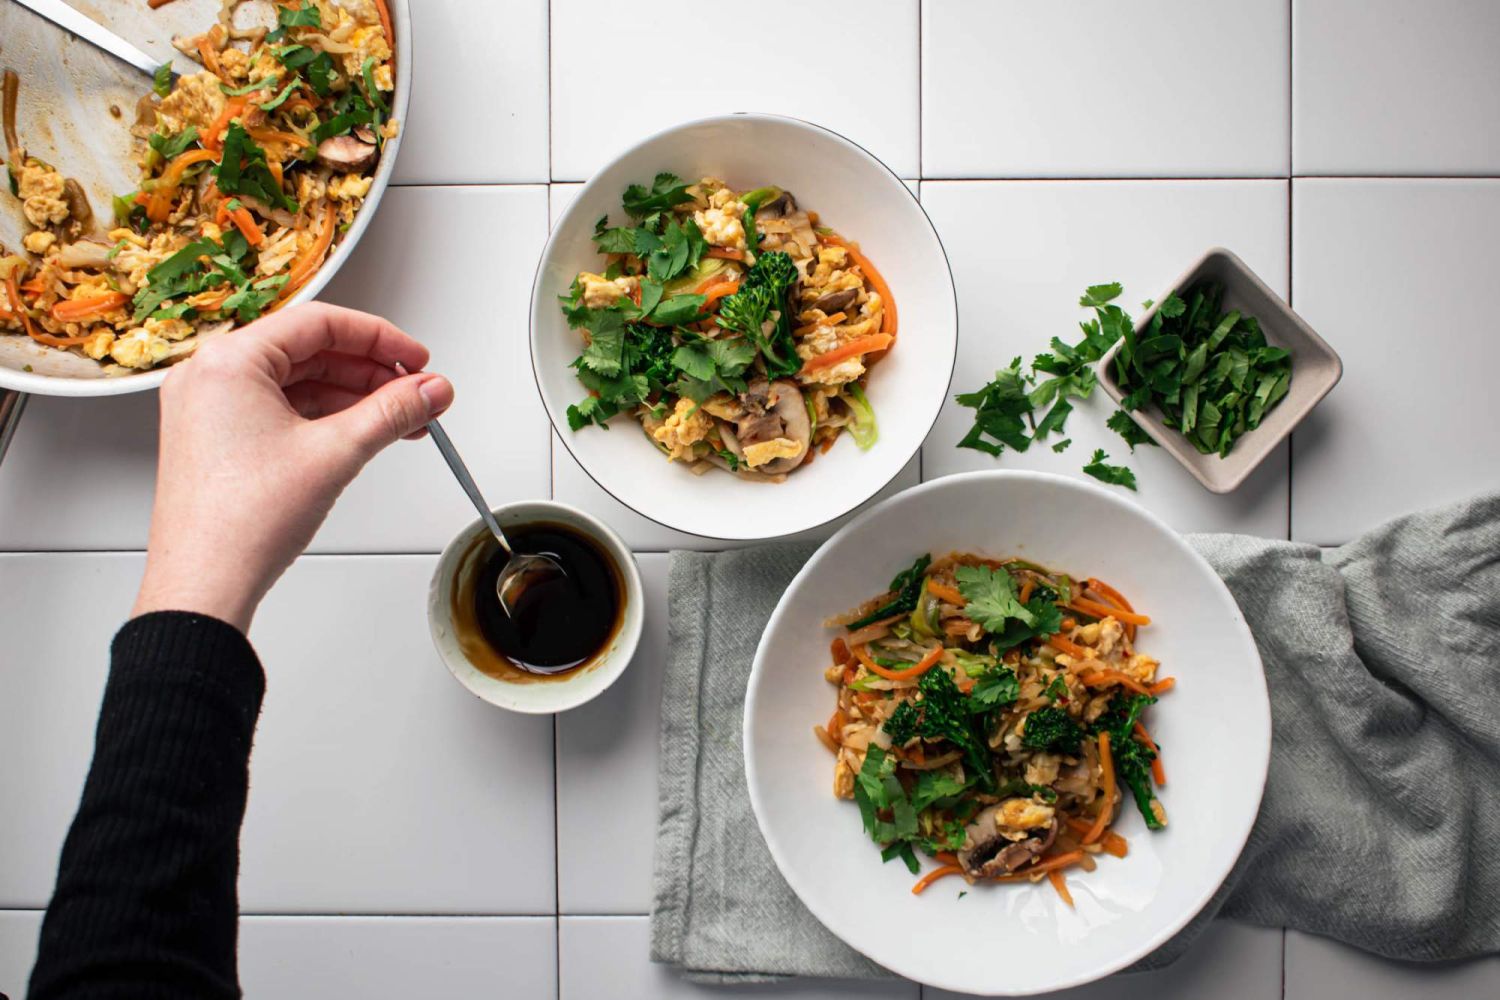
[1096,245,1344,494]
[426,498,646,715]
[743,468,1271,995]
[0,0,415,398]
[527,111,959,541]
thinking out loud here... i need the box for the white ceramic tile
[0,911,558,1000]
[0,911,41,998]
[1290,179,1500,544]
[922,1,1289,178]
[239,916,556,999]
[391,0,549,184]
[0,187,551,554]
[1293,0,1500,175]
[549,0,919,181]
[238,555,555,913]
[559,916,918,999]
[918,180,1291,537]
[0,554,137,907]
[556,555,667,913]
[928,921,1281,999]
[1284,930,1500,1000]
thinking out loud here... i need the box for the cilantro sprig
[954,564,1062,649]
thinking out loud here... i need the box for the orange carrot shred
[911,864,964,895]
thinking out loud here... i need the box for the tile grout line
[553,713,563,1000]
[916,0,924,182]
[1285,0,1296,544]
[1281,926,1288,999]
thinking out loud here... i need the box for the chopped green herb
[1082,448,1138,491]
[153,63,174,98]
[1107,409,1158,451]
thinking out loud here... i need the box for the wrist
[132,555,261,634]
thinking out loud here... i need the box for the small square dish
[1098,247,1342,494]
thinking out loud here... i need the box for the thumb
[328,372,454,460]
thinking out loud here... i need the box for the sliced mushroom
[956,808,1059,879]
[755,380,812,475]
[757,191,797,218]
[62,179,93,231]
[811,286,859,316]
[234,193,297,229]
[316,133,377,174]
[56,241,113,270]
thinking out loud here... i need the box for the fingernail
[418,374,454,416]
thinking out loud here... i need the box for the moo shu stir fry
[1,0,396,371]
[818,554,1174,904]
[560,174,897,481]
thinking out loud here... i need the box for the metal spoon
[395,363,565,616]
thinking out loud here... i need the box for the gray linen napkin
[650,492,1500,983]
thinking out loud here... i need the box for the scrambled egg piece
[578,272,635,309]
[145,316,193,342]
[115,233,185,293]
[81,331,115,361]
[15,159,70,228]
[22,231,57,255]
[328,174,374,201]
[693,185,748,250]
[158,72,228,131]
[216,46,252,83]
[342,23,393,80]
[995,797,1056,836]
[651,398,713,461]
[743,437,801,468]
[110,328,171,369]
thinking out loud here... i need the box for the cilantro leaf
[648,293,706,326]
[969,668,1020,709]
[1080,282,1123,308]
[153,63,174,98]
[622,172,692,218]
[955,358,1033,456]
[1051,437,1072,453]
[646,218,707,283]
[148,126,199,163]
[215,124,297,213]
[955,564,1036,632]
[1107,409,1158,451]
[1083,448,1139,491]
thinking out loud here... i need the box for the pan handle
[0,389,28,468]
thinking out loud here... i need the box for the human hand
[131,303,455,632]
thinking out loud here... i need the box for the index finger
[245,302,430,379]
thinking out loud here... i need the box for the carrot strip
[925,580,966,607]
[1048,869,1075,907]
[1149,676,1176,696]
[819,232,897,339]
[228,204,264,246]
[204,98,248,149]
[830,637,853,667]
[1134,721,1166,786]
[800,333,893,373]
[249,128,309,149]
[1065,817,1128,857]
[1046,634,1090,660]
[1083,732,1115,845]
[274,201,338,304]
[853,643,942,682]
[373,0,395,67]
[995,850,1085,880]
[1079,670,1152,696]
[1067,596,1151,627]
[196,36,222,78]
[934,852,959,866]
[1019,578,1036,605]
[705,247,745,261]
[147,0,180,8]
[826,709,845,745]
[911,864,964,895]
[814,724,837,754]
[160,148,220,189]
[6,274,90,346]
[50,292,130,322]
[695,279,740,308]
[1086,577,1139,640]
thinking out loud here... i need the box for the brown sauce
[450,522,623,684]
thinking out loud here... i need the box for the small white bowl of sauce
[428,500,644,714]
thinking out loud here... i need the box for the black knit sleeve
[28,611,266,1000]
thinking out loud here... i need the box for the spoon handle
[423,417,511,556]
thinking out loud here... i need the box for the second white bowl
[529,113,958,540]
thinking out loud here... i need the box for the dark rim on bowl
[526,112,959,541]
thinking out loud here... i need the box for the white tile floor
[3,1,1498,997]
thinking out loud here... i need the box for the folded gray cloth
[651,493,1500,983]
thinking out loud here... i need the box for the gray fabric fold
[651,493,1500,983]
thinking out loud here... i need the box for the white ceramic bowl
[744,471,1270,996]
[428,500,644,715]
[0,0,413,397]
[529,113,957,540]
